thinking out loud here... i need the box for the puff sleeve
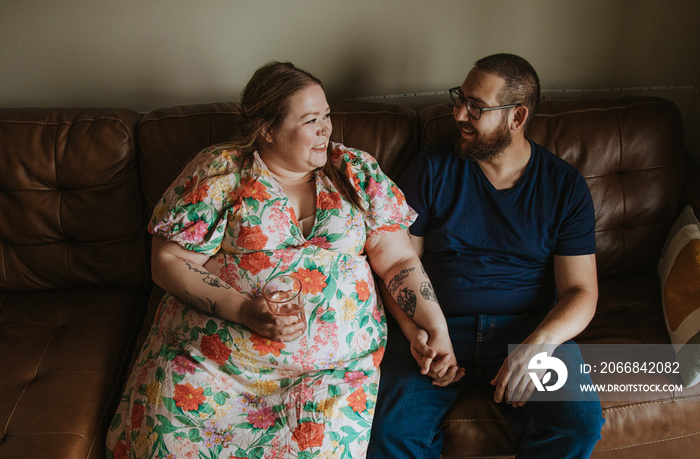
[148,147,240,256]
[335,145,417,237]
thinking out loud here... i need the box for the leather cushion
[0,288,147,458]
[0,108,148,291]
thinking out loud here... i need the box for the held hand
[491,343,555,407]
[408,328,465,387]
[425,332,465,387]
[238,296,306,342]
[408,328,437,374]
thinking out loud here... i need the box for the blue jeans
[368,314,604,459]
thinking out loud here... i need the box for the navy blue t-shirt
[400,140,596,317]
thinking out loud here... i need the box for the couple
[107,54,604,459]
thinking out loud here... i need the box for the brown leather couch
[1,97,699,458]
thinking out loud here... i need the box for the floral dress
[106,142,416,459]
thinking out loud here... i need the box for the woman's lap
[107,295,380,458]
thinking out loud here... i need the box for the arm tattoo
[420,281,438,303]
[396,288,417,317]
[176,260,230,317]
[183,260,232,290]
[387,267,415,295]
[174,291,219,316]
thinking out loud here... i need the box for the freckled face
[261,84,332,173]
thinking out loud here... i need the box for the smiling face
[454,69,514,161]
[260,83,332,175]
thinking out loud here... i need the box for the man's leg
[481,317,604,459]
[499,397,603,459]
[367,324,468,459]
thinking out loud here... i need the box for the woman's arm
[365,230,463,385]
[151,236,304,341]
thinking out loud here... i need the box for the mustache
[457,121,476,132]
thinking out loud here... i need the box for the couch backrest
[138,103,243,217]
[138,100,419,218]
[419,97,685,277]
[0,108,148,291]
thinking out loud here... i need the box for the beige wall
[2,0,699,157]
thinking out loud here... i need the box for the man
[368,54,604,458]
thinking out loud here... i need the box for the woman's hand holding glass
[239,295,306,342]
[152,238,305,342]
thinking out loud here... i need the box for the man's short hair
[474,53,540,128]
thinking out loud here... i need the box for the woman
[107,62,458,458]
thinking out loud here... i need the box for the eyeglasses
[448,87,520,120]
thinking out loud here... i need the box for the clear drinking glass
[262,275,307,332]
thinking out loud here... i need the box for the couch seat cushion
[0,288,147,459]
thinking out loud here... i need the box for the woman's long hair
[227,61,364,212]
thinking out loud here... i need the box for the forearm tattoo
[420,281,438,303]
[175,260,231,316]
[174,291,219,316]
[183,260,232,290]
[396,288,417,317]
[387,266,439,318]
[387,267,415,295]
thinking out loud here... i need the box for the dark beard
[455,121,512,161]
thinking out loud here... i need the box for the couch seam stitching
[332,111,415,130]
[420,113,452,143]
[0,116,134,131]
[595,430,700,452]
[331,110,412,117]
[419,100,671,141]
[1,382,30,439]
[1,326,59,438]
[3,431,91,440]
[601,394,700,412]
[0,175,136,192]
[139,111,240,123]
[0,317,125,327]
[442,418,509,424]
[0,236,140,249]
[532,101,671,118]
[618,107,628,272]
[0,241,7,287]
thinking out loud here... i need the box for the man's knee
[556,400,605,442]
[370,381,459,458]
[575,401,604,438]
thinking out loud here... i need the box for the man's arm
[492,253,598,406]
[530,253,598,344]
